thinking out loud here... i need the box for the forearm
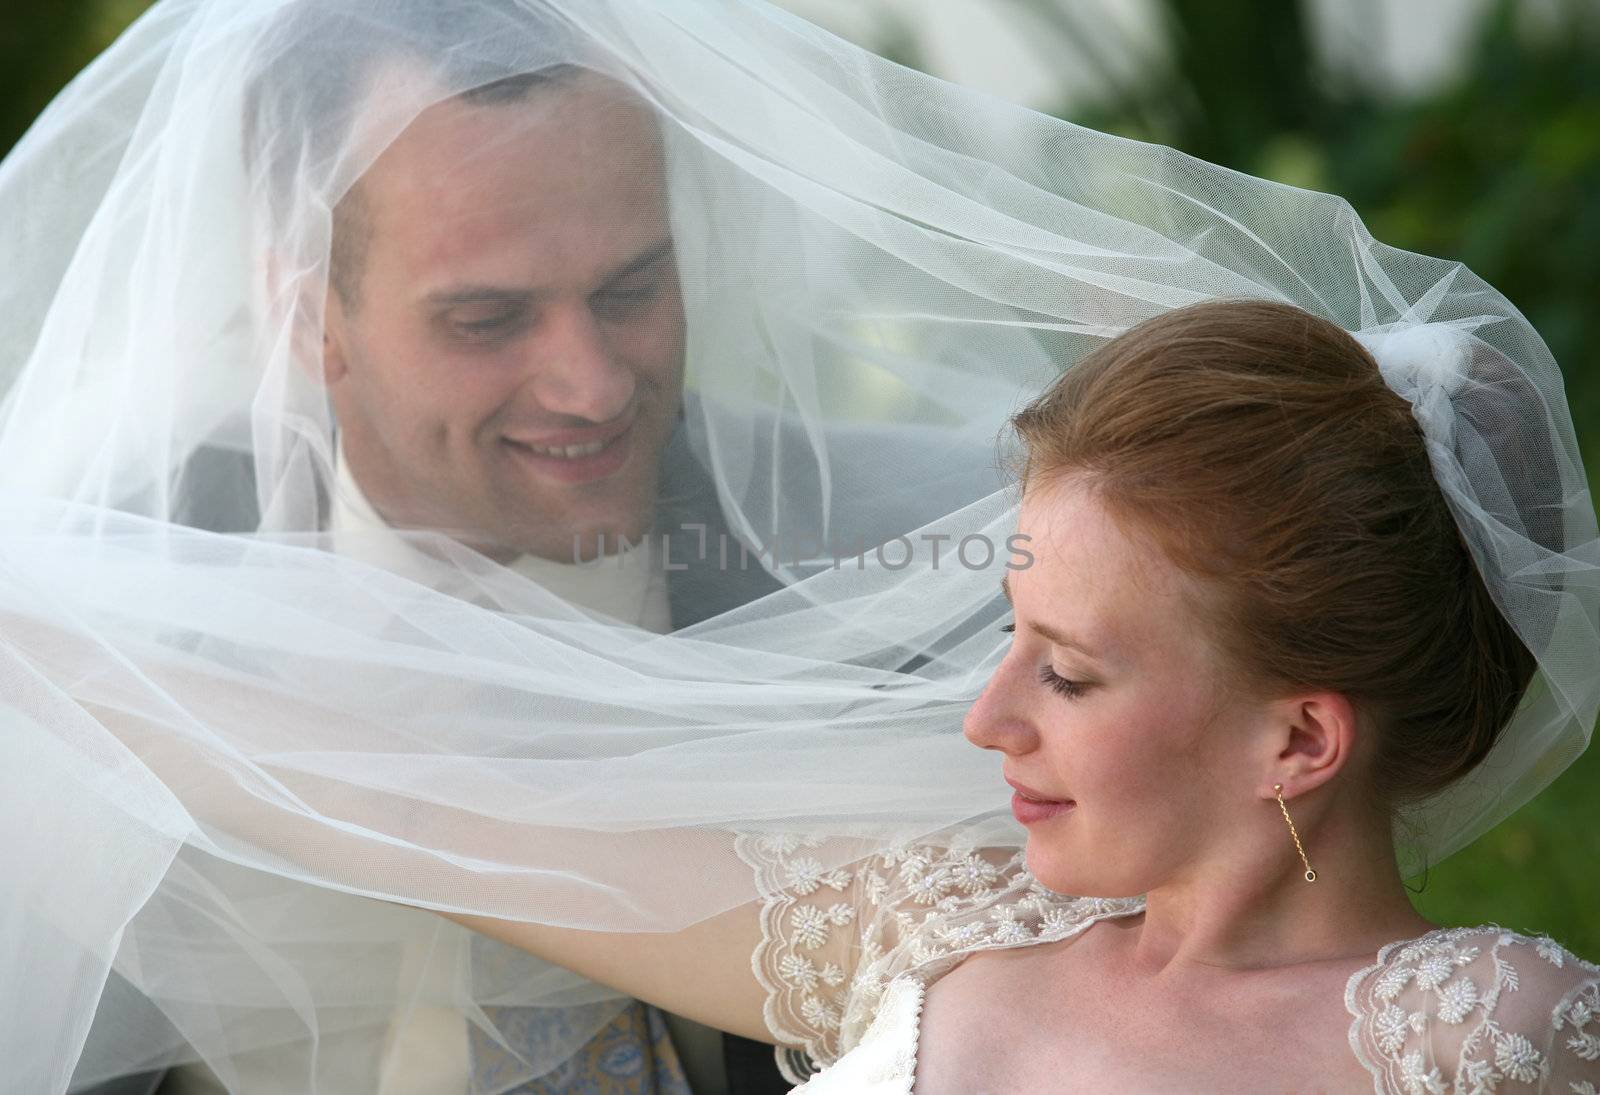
[13,613,783,1046]
[441,902,774,1044]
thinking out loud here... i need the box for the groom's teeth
[525,439,609,458]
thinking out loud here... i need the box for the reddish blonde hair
[1012,299,1535,806]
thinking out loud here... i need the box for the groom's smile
[499,406,638,487]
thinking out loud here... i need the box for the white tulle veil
[0,0,1594,1091]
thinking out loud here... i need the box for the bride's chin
[1022,839,1076,893]
[1023,834,1142,900]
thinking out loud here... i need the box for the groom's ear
[320,283,352,385]
[1263,690,1358,795]
[262,247,345,387]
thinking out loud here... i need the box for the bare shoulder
[912,922,1139,1093]
[912,921,1379,1094]
[913,942,1069,1094]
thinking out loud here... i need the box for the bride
[1,0,1596,1091]
[449,299,1600,1091]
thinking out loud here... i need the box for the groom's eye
[591,270,667,322]
[442,304,532,345]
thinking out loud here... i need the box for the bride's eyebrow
[999,574,1105,662]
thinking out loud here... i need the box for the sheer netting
[0,0,1594,1091]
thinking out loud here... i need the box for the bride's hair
[1012,299,1536,808]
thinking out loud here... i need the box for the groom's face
[323,71,686,563]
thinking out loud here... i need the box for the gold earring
[1274,784,1317,882]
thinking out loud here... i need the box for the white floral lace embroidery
[734,832,1143,1084]
[740,833,1599,1092]
[1347,925,1600,1093]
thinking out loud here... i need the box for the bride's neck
[1123,793,1434,976]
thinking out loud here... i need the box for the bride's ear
[1264,690,1359,797]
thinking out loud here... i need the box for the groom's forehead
[353,68,664,232]
[370,70,655,180]
[332,65,666,302]
[363,97,666,307]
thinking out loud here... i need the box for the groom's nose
[524,301,636,423]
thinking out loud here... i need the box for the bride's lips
[502,415,634,486]
[1006,776,1076,825]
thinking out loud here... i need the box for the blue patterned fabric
[470,1000,692,1095]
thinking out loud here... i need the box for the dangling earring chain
[1274,784,1318,882]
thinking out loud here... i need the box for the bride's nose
[963,660,1041,756]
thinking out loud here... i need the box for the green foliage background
[4,0,1594,956]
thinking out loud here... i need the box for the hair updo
[1011,299,1537,808]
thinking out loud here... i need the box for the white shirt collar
[329,448,672,634]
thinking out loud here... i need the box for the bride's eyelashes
[1038,665,1087,699]
[999,622,1088,699]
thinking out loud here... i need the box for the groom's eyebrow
[999,575,1105,662]
[425,286,532,307]
[598,239,674,286]
[424,239,674,307]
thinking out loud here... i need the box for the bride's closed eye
[999,622,1089,699]
[1037,665,1087,699]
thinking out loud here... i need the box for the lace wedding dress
[737,836,1600,1093]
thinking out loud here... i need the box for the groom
[87,11,1000,1093]
[316,64,786,1095]
[314,64,784,1095]
[108,49,785,1095]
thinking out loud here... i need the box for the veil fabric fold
[0,1,1593,1090]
